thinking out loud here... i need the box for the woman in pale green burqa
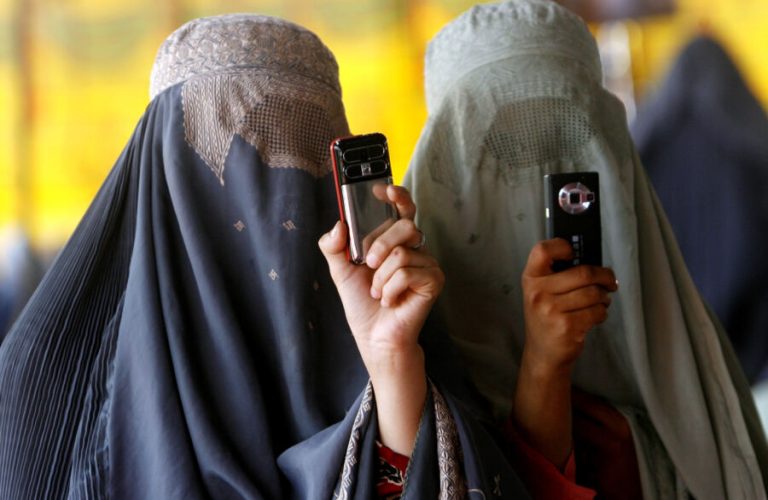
[404,0,768,498]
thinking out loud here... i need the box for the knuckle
[389,268,406,285]
[425,275,444,299]
[587,286,603,302]
[553,315,570,335]
[382,274,399,292]
[427,266,445,290]
[521,274,539,291]
[395,247,413,267]
[436,268,446,286]
[540,300,557,318]
[595,305,609,323]
[531,242,547,261]
[577,266,594,282]
[521,274,531,288]
[398,218,416,233]
[399,267,414,281]
[527,289,545,307]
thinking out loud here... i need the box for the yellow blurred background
[0,0,767,252]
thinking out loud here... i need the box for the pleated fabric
[0,14,530,499]
[0,229,46,342]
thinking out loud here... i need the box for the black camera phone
[544,171,602,272]
[330,133,398,264]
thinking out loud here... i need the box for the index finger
[365,218,422,269]
[524,239,573,278]
[543,265,618,295]
[387,185,416,220]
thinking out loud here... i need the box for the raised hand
[521,238,618,376]
[514,238,618,468]
[318,185,443,455]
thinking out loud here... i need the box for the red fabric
[375,390,642,500]
[572,389,643,499]
[376,441,409,499]
[503,417,597,500]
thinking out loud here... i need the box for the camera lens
[558,182,594,214]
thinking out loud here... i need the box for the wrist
[359,343,425,380]
[514,349,574,469]
[364,346,427,457]
[519,348,574,386]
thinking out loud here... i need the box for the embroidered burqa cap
[149,14,342,99]
[405,1,768,498]
[150,14,347,184]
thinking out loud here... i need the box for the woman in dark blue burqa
[631,35,768,383]
[0,14,528,499]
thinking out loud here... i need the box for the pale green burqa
[404,1,768,498]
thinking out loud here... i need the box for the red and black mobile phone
[330,133,398,264]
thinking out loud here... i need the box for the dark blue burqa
[0,14,527,500]
[0,230,45,342]
[631,35,768,383]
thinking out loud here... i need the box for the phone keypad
[571,235,582,265]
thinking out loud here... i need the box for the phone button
[366,145,385,159]
[344,165,363,178]
[369,160,387,174]
[342,147,365,163]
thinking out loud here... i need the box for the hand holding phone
[317,180,444,457]
[331,133,398,264]
[544,172,602,271]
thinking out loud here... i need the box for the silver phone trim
[341,178,396,264]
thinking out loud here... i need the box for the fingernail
[366,252,380,268]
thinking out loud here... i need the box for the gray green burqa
[404,1,768,498]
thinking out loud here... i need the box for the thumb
[318,221,351,281]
